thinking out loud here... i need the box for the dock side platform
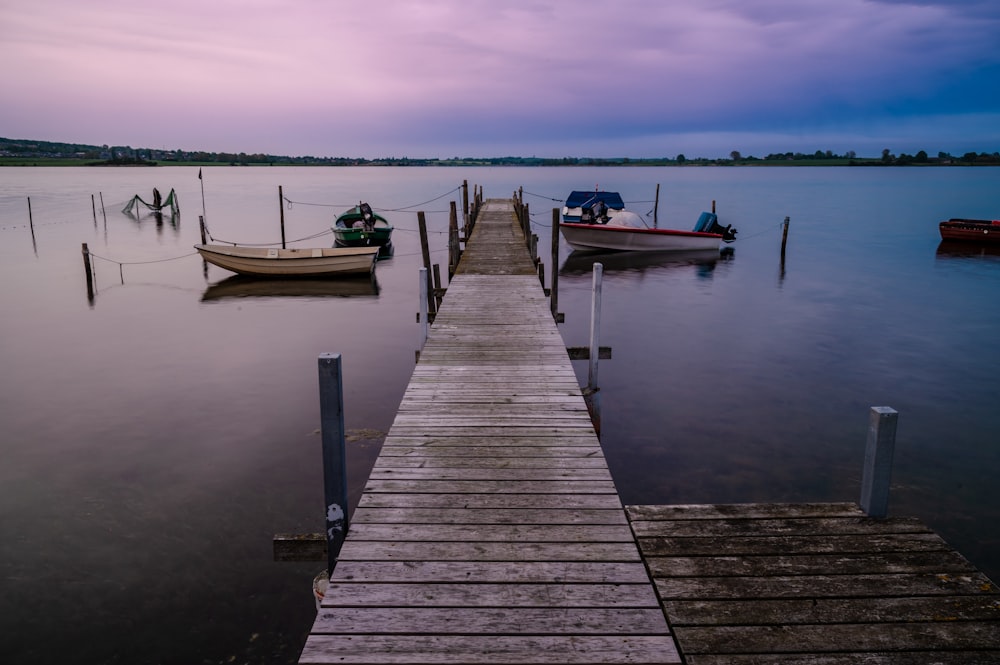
[298,200,681,664]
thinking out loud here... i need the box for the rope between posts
[88,250,200,266]
[281,185,463,213]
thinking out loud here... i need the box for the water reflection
[201,274,381,302]
[561,247,730,277]
[935,240,1000,260]
[123,209,181,235]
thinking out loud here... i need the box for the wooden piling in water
[551,208,561,322]
[317,353,349,575]
[81,242,94,302]
[278,185,287,249]
[417,212,436,319]
[861,406,898,517]
[781,215,790,258]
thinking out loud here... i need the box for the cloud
[1,0,998,157]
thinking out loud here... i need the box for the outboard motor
[580,198,609,224]
[693,211,738,242]
[359,202,376,233]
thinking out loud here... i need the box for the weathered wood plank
[352,506,628,525]
[337,540,641,562]
[300,635,681,664]
[656,571,998,599]
[321,582,661,608]
[330,561,652,584]
[346,523,635,542]
[674,622,1000,654]
[630,516,933,538]
[644,550,979,577]
[663,595,1000,626]
[363,479,619,494]
[366,467,613,481]
[685,653,1000,665]
[357,492,624,510]
[372,455,609,468]
[310,607,670,634]
[626,503,865,521]
[638,532,950,556]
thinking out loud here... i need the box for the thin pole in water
[278,185,286,249]
[654,184,659,228]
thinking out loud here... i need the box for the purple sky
[3,0,999,159]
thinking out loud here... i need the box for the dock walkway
[299,200,680,663]
[298,198,999,664]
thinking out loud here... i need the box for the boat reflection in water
[560,247,732,278]
[201,274,380,302]
[936,240,1000,260]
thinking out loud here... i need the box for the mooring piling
[860,406,899,517]
[317,353,349,575]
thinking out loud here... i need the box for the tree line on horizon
[1,137,998,166]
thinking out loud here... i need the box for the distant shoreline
[3,158,998,168]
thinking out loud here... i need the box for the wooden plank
[329,561,652,584]
[366,467,613,481]
[638,532,951,556]
[336,540,641,562]
[310,607,670,634]
[674,622,1000,654]
[663,595,1000,625]
[626,503,865,521]
[363,479,619,494]
[300,635,680,664]
[372,456,609,468]
[630,516,932,538]
[357,492,624,510]
[644,550,979,577]
[346,523,635,542]
[655,571,998,599]
[352,507,628,525]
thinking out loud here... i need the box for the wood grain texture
[628,502,1000,662]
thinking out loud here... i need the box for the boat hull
[939,219,1000,243]
[560,222,723,252]
[194,244,379,277]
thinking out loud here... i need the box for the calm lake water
[2,165,998,664]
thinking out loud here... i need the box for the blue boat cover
[565,191,625,210]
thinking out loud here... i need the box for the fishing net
[122,188,180,216]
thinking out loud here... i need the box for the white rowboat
[194,244,379,277]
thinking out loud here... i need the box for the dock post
[199,215,208,244]
[781,216,790,258]
[278,185,286,249]
[318,353,349,575]
[860,406,898,518]
[462,180,469,234]
[551,208,560,321]
[81,242,95,303]
[417,212,436,319]
[418,267,429,348]
[588,263,604,391]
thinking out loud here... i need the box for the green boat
[333,202,393,256]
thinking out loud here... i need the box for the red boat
[939,218,1000,243]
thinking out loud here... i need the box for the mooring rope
[281,185,463,215]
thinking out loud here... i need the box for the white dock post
[588,262,604,391]
[860,406,898,518]
[318,353,349,575]
[419,267,429,348]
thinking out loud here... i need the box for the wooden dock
[630,502,1000,664]
[299,199,680,664]
[298,198,999,664]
